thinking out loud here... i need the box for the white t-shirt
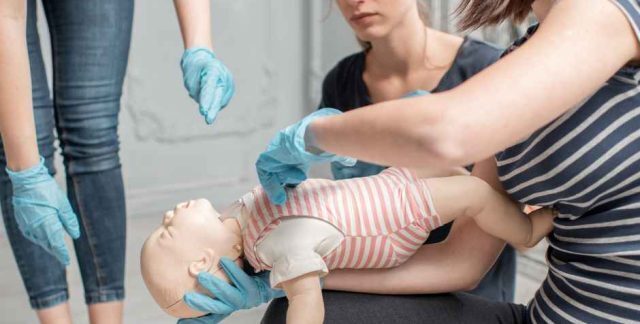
[224,193,344,288]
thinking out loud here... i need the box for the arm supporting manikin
[281,272,324,324]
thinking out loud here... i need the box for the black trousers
[261,291,528,324]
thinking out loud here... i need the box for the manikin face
[140,199,240,318]
[335,0,419,43]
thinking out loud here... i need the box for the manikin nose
[162,210,174,225]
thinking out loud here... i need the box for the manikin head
[140,199,242,318]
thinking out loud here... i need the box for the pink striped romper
[242,167,443,274]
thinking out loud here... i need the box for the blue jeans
[0,0,133,310]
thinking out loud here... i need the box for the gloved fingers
[19,225,42,248]
[204,86,225,125]
[196,271,244,308]
[219,257,259,301]
[177,313,229,324]
[259,171,287,205]
[184,75,201,100]
[402,89,430,98]
[198,71,217,117]
[45,223,70,266]
[333,155,357,167]
[278,167,306,186]
[181,65,201,100]
[183,291,235,315]
[255,271,286,299]
[181,50,206,100]
[50,237,70,266]
[58,199,80,239]
[218,70,235,109]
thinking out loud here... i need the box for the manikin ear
[188,248,219,278]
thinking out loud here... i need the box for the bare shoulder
[426,28,465,67]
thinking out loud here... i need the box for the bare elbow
[414,113,469,167]
[460,275,483,292]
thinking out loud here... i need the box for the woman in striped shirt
[253,0,640,323]
[185,0,640,322]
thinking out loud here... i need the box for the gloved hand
[179,257,284,324]
[177,313,228,324]
[181,47,235,125]
[404,89,429,98]
[256,108,356,205]
[6,157,80,265]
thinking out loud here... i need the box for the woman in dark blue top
[319,36,517,303]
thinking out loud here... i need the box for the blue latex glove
[177,313,228,324]
[256,108,357,205]
[404,89,429,98]
[332,160,386,180]
[6,157,80,265]
[181,47,235,125]
[179,257,284,324]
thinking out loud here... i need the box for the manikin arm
[0,0,40,171]
[324,216,503,294]
[281,272,324,324]
[322,159,508,294]
[426,175,555,249]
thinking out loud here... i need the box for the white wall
[0,2,548,321]
[120,0,312,214]
[29,0,530,217]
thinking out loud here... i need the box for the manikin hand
[523,207,557,248]
[178,258,284,324]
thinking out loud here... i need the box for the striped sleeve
[611,0,640,42]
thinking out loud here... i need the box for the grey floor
[0,213,545,324]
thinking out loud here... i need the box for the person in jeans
[0,0,133,322]
[0,0,234,323]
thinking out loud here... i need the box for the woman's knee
[57,117,121,175]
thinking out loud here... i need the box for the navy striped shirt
[497,5,640,321]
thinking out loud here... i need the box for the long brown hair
[455,0,534,30]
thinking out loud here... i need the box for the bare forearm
[309,0,640,168]
[173,0,213,49]
[0,1,39,171]
[310,95,457,168]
